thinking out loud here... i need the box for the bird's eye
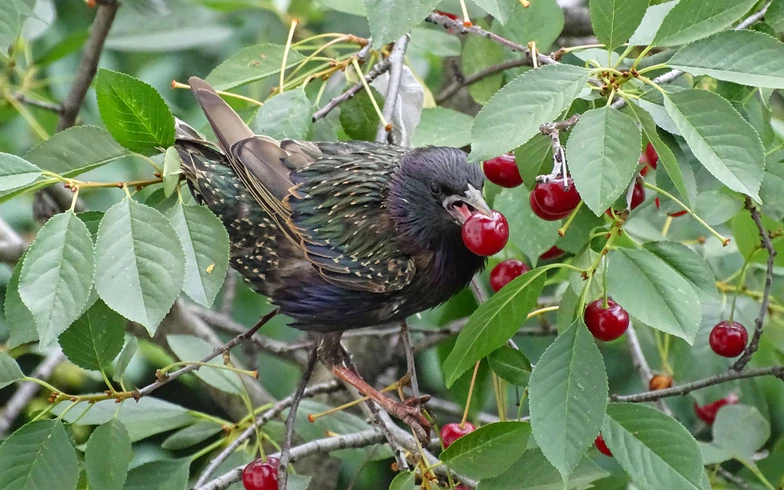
[429,182,442,195]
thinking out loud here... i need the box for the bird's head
[388,147,490,248]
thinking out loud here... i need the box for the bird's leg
[316,331,431,442]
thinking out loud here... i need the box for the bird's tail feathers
[188,76,254,154]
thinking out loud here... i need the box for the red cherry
[530,178,581,221]
[540,246,564,260]
[483,154,523,188]
[694,393,739,425]
[594,434,612,457]
[709,321,748,357]
[462,211,509,256]
[605,182,645,216]
[645,143,659,169]
[489,259,529,292]
[441,422,476,448]
[434,9,459,20]
[242,457,280,490]
[584,298,630,341]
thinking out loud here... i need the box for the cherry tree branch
[0,349,65,438]
[196,429,388,490]
[625,324,673,416]
[193,380,343,487]
[732,197,777,371]
[12,93,63,114]
[375,34,410,144]
[435,58,529,103]
[133,309,279,398]
[611,366,784,403]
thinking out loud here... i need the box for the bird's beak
[443,184,493,225]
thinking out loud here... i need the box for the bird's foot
[331,365,432,443]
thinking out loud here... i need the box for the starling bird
[175,77,491,438]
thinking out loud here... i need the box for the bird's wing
[286,142,417,293]
[188,77,414,293]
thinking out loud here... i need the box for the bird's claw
[395,403,431,443]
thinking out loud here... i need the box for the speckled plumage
[175,78,486,332]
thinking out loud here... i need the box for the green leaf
[628,1,678,46]
[163,146,181,197]
[0,1,20,53]
[713,404,770,458]
[4,255,38,348]
[96,69,175,155]
[607,248,701,343]
[515,134,552,190]
[626,103,688,204]
[462,20,504,105]
[472,0,517,24]
[0,420,79,490]
[364,0,441,47]
[478,448,608,490]
[642,241,719,301]
[0,352,23,389]
[652,0,759,47]
[602,403,706,490]
[567,107,641,216]
[441,421,531,479]
[123,459,190,490]
[58,300,125,372]
[249,89,312,141]
[85,420,132,490]
[670,30,784,89]
[494,187,560,264]
[760,159,784,220]
[205,43,305,91]
[0,153,41,191]
[488,345,531,386]
[529,321,608,480]
[166,334,244,395]
[389,471,416,490]
[77,211,104,241]
[589,0,649,51]
[338,87,384,142]
[288,474,313,490]
[95,199,185,334]
[664,89,764,201]
[166,204,229,308]
[294,400,392,460]
[470,64,590,162]
[18,212,94,346]
[492,0,565,51]
[53,397,195,442]
[161,422,222,450]
[412,107,473,148]
[443,269,546,387]
[23,126,130,177]
[113,336,137,383]
[694,190,743,225]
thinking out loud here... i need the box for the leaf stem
[280,19,299,94]
[643,182,730,246]
[460,361,481,427]
[351,57,388,128]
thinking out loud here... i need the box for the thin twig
[312,59,391,121]
[278,346,318,490]
[0,349,65,438]
[732,197,777,371]
[435,58,529,103]
[196,430,387,490]
[625,324,672,415]
[610,366,784,403]
[399,321,420,410]
[193,380,343,487]
[134,309,279,398]
[375,34,410,144]
[12,93,63,114]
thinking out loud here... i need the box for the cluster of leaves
[1,0,784,489]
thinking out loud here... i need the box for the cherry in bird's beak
[443,184,493,225]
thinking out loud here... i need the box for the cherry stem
[557,201,583,237]
[643,182,730,246]
[280,19,299,94]
[728,257,751,324]
[461,361,481,428]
